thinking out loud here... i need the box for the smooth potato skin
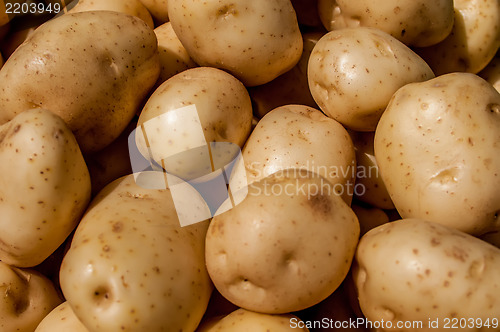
[35,302,89,332]
[374,73,500,235]
[0,262,62,332]
[60,173,212,332]
[354,219,500,331]
[0,11,160,152]
[206,170,360,314]
[308,27,434,131]
[0,109,90,267]
[168,0,303,86]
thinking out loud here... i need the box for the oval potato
[374,73,500,235]
[354,219,500,331]
[35,302,89,332]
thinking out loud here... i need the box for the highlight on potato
[0,1,498,331]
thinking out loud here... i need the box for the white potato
[60,172,212,332]
[0,261,62,332]
[206,169,360,314]
[0,11,160,152]
[68,0,154,28]
[154,22,197,85]
[168,0,303,86]
[415,0,500,75]
[479,56,500,93]
[318,0,454,47]
[0,109,90,267]
[354,219,500,331]
[374,73,500,235]
[242,105,356,204]
[35,302,88,332]
[308,27,434,131]
[198,308,309,332]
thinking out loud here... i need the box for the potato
[479,56,500,93]
[415,0,500,75]
[349,131,394,209]
[136,67,253,180]
[205,169,360,314]
[198,308,309,332]
[0,109,90,267]
[354,219,500,331]
[351,203,389,236]
[168,0,303,86]
[35,302,88,332]
[138,0,169,24]
[154,22,197,86]
[317,0,454,47]
[0,11,160,152]
[308,27,434,131]
[242,104,356,204]
[0,261,62,332]
[59,172,212,332]
[68,0,154,29]
[249,32,321,118]
[374,73,500,235]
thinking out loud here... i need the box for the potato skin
[168,0,303,86]
[59,173,212,332]
[0,11,160,152]
[374,73,500,235]
[0,109,90,267]
[0,262,62,332]
[206,169,360,314]
[318,0,454,47]
[308,27,434,131]
[354,219,500,331]
[35,302,89,332]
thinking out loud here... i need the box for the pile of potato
[0,0,499,331]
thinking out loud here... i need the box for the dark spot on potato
[112,222,123,233]
[431,238,441,246]
[308,192,331,215]
[445,245,468,262]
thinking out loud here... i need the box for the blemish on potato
[112,222,124,233]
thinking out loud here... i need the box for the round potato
[0,261,62,332]
[242,104,356,204]
[154,22,197,86]
[68,0,154,29]
[136,67,253,180]
[168,0,303,86]
[206,169,360,314]
[415,0,500,75]
[349,131,394,209]
[374,73,500,235]
[318,0,454,47]
[60,172,212,332]
[308,27,434,131]
[0,11,160,152]
[479,56,500,93]
[35,302,88,332]
[0,109,90,267]
[354,219,500,331]
[198,308,309,332]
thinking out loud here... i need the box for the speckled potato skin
[0,262,62,332]
[198,308,309,332]
[415,0,500,75]
[138,0,169,24]
[68,0,154,28]
[0,109,90,267]
[205,170,360,314]
[479,56,500,94]
[242,105,355,204]
[354,219,500,331]
[0,11,160,152]
[59,173,212,332]
[35,302,89,332]
[318,0,454,47]
[136,67,252,178]
[168,0,303,86]
[308,27,434,131]
[374,73,500,236]
[154,22,197,85]
[349,131,394,209]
